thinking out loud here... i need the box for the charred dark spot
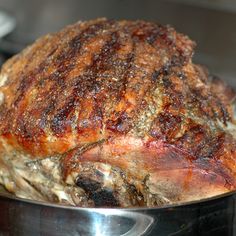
[91,189,120,207]
[151,70,161,82]
[76,176,119,207]
[162,65,170,76]
[162,76,172,88]
[76,176,101,192]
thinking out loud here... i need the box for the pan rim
[0,186,235,211]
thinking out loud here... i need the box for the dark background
[0,0,235,87]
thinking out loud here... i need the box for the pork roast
[0,18,235,207]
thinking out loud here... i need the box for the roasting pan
[0,186,235,236]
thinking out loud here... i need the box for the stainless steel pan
[0,187,236,235]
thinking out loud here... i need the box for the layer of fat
[0,74,8,87]
[0,149,76,205]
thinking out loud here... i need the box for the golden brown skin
[0,18,236,207]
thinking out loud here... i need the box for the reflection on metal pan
[0,11,15,38]
[0,186,236,235]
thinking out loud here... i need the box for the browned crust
[0,18,196,156]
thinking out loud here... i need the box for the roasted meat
[0,18,235,207]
